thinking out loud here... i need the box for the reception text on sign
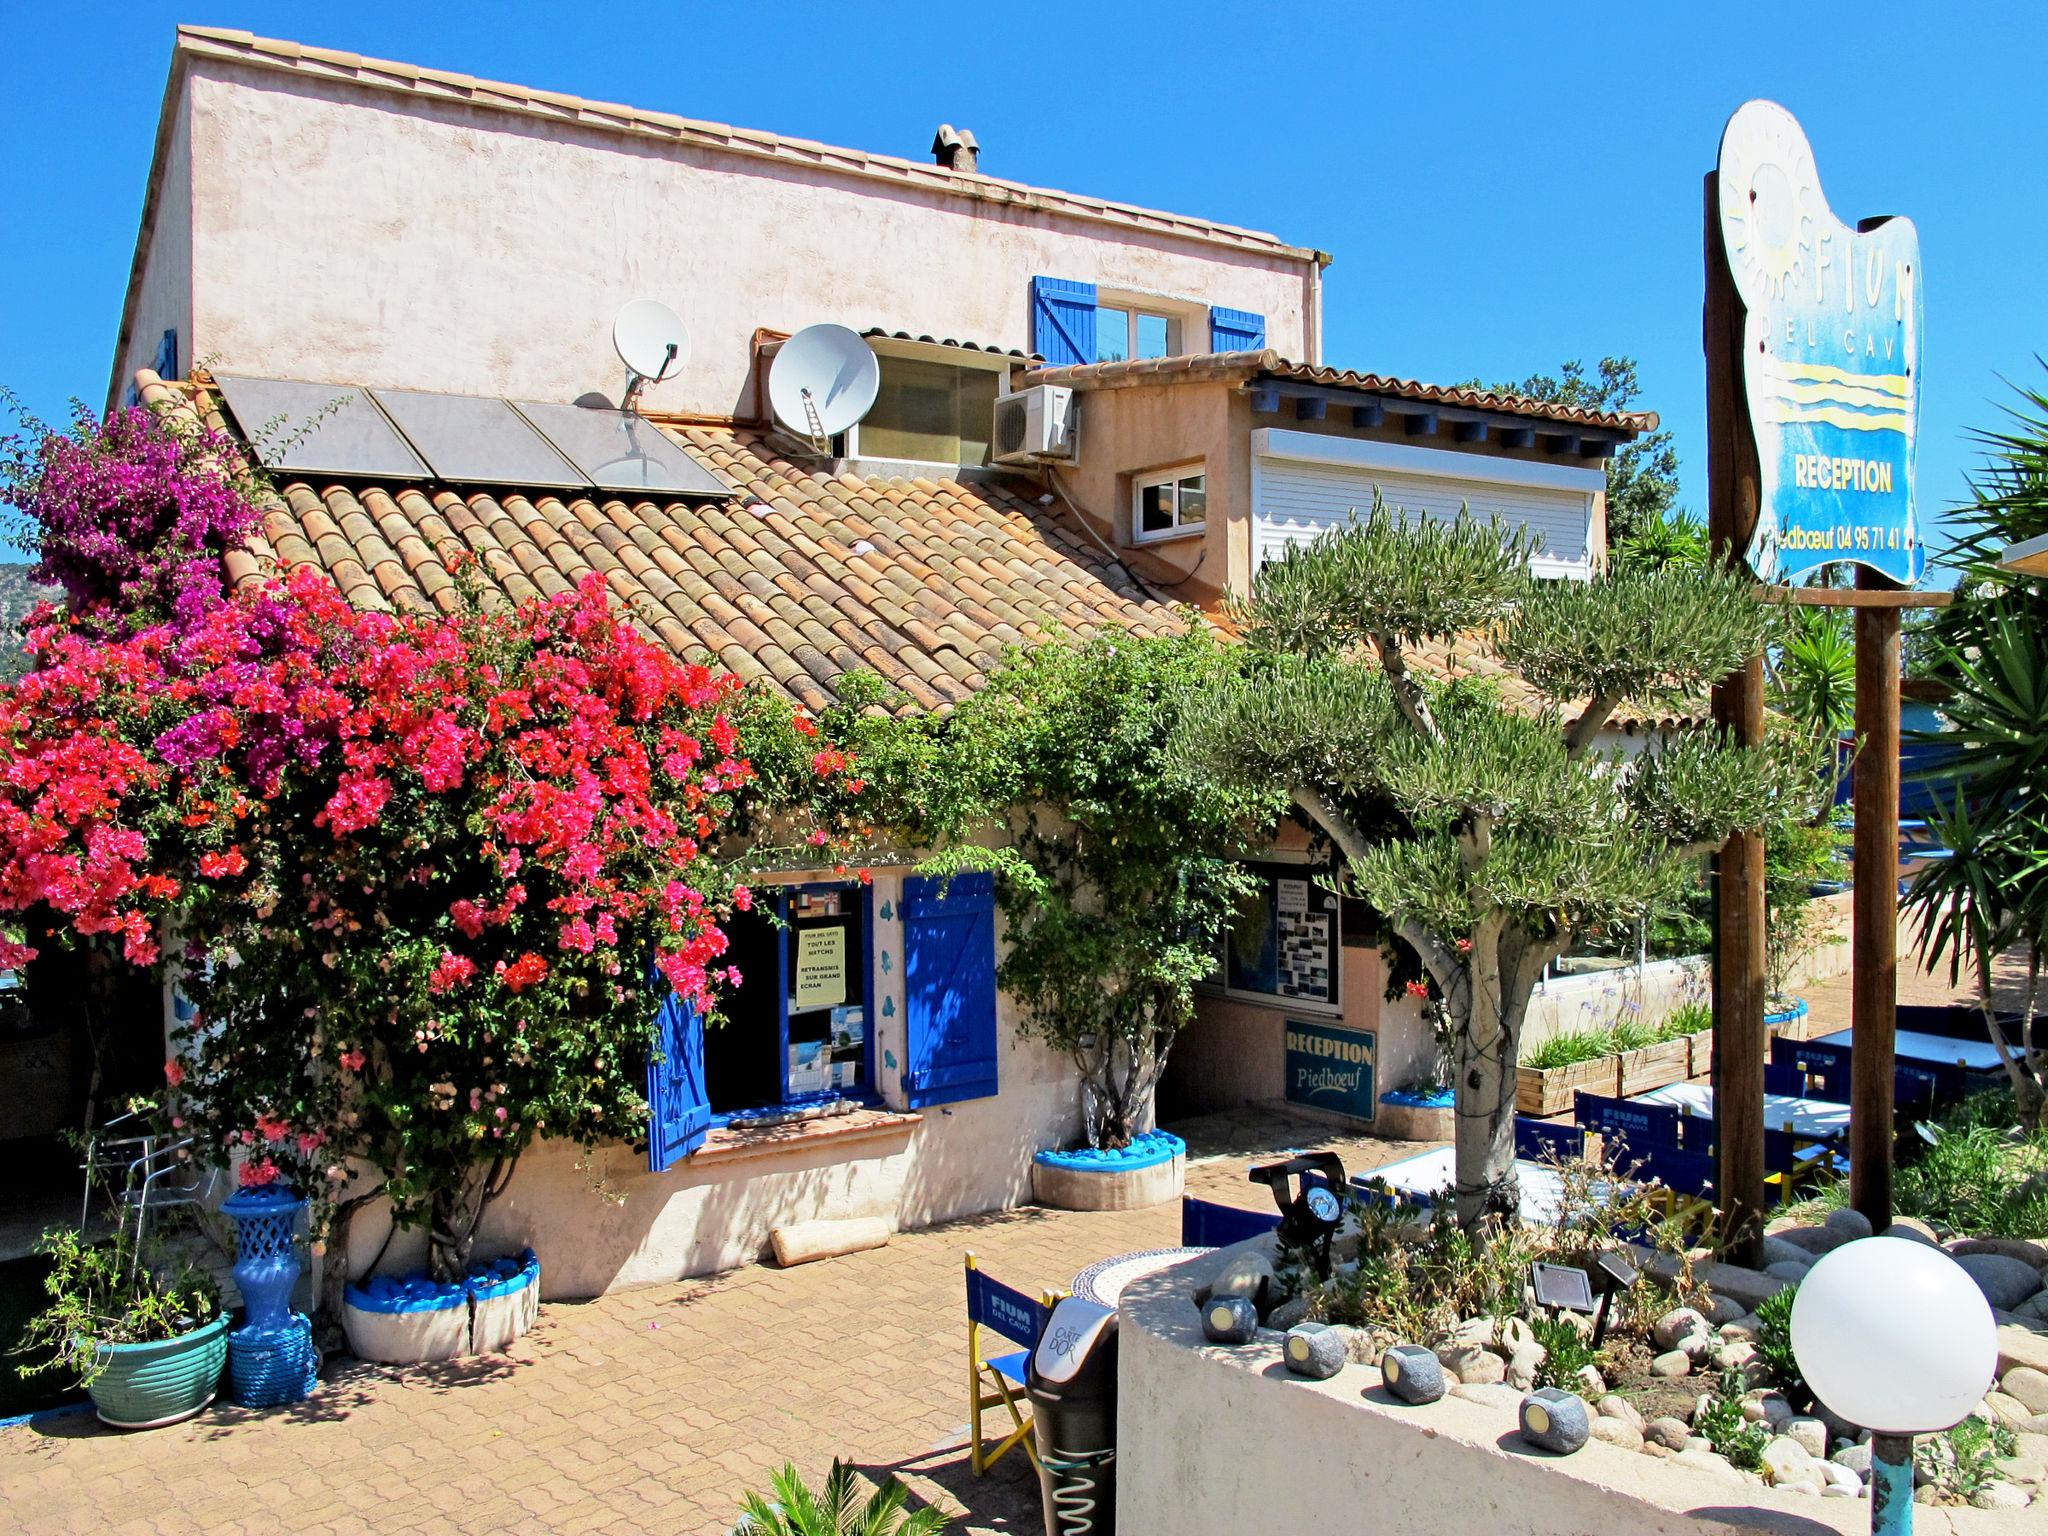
[1284,1020,1376,1122]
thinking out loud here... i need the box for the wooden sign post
[1703,168,1769,1268]
[1706,104,1938,1254]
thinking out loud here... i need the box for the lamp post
[1790,1237,1998,1534]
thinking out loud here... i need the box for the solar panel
[213,376,428,479]
[368,389,584,488]
[513,402,729,497]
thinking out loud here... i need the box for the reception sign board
[1717,100,1924,586]
[1283,1020,1376,1121]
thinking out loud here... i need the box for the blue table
[1813,1027,2006,1074]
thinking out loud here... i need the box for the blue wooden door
[646,982,710,1171]
[902,872,1000,1107]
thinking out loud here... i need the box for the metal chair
[79,1105,216,1276]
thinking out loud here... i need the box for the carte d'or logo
[1718,100,1923,587]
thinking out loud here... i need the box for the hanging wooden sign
[1717,100,1924,587]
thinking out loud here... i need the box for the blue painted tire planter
[342,1250,540,1363]
[1031,1131,1186,1211]
[86,1311,229,1429]
[1375,1086,1454,1142]
[1765,997,1810,1030]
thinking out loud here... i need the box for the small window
[1132,465,1207,543]
[1098,306,1176,365]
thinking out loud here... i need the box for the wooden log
[769,1217,893,1268]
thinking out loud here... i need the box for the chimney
[931,124,980,173]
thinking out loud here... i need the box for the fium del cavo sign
[1717,100,1924,587]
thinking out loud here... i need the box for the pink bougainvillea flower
[164,1057,187,1087]
[237,1157,280,1188]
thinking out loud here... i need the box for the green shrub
[1750,1285,1809,1409]
[1529,1313,1603,1390]
[1694,1379,1772,1472]
[1917,1417,2020,1503]
[1895,1091,2048,1238]
[734,1461,946,1536]
[15,1223,219,1388]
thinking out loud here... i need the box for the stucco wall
[112,82,194,396]
[1114,1243,2029,1536]
[144,59,1315,419]
[335,870,1084,1298]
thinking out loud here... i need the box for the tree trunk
[1453,918,1520,1231]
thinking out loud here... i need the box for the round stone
[2004,1367,2048,1416]
[1832,1442,1874,1475]
[1265,1294,1310,1331]
[1440,1343,1505,1385]
[1650,1350,1692,1379]
[1283,1323,1347,1380]
[1824,1207,1874,1241]
[1381,1342,1446,1404]
[1589,1417,1644,1452]
[1785,1417,1827,1458]
[1777,1225,1847,1256]
[1520,1388,1591,1454]
[1652,1307,1711,1351]
[1764,1260,1812,1282]
[1958,1254,2045,1311]
[1971,1483,2030,1511]
[1202,1295,1259,1345]
[1646,1416,1692,1451]
[1761,1435,1815,1486]
[1596,1394,1644,1433]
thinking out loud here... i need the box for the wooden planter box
[1617,1037,1692,1097]
[1515,1055,1621,1116]
[1517,1029,1714,1116]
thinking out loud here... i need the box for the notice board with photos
[1215,862,1340,1014]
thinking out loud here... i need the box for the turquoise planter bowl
[87,1311,229,1429]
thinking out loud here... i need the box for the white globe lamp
[1790,1236,1997,1534]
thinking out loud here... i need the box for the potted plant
[16,1222,226,1429]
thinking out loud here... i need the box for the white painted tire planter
[343,1250,539,1363]
[1032,1131,1185,1211]
[1374,1088,1453,1142]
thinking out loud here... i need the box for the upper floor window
[1097,307,1176,364]
[1133,462,1206,544]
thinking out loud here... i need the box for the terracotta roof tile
[1023,350,1657,434]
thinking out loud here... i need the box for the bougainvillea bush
[1,399,861,1279]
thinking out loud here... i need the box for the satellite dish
[769,324,880,444]
[614,299,690,384]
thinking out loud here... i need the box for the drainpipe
[1305,251,1332,364]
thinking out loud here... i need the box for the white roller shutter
[1251,428,1602,580]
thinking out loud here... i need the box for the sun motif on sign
[1718,102,1820,302]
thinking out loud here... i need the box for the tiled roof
[137,372,1188,715]
[171,28,1319,264]
[862,330,1037,361]
[1024,351,1658,435]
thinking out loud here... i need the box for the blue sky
[3,2,2043,569]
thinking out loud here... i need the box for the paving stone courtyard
[0,957,1992,1536]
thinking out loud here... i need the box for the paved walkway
[0,1110,1420,1536]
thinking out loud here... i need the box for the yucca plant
[733,1461,947,1536]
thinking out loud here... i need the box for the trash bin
[1027,1295,1119,1536]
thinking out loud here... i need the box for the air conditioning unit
[992,384,1078,465]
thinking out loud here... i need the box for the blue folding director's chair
[1514,1117,1586,1163]
[964,1252,1057,1476]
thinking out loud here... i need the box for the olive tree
[1173,503,1799,1229]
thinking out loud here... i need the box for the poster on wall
[1223,865,1338,1010]
[793,925,848,1010]
[1284,1020,1376,1121]
[1717,99,1924,587]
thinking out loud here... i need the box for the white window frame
[1094,288,1205,365]
[1131,462,1208,546]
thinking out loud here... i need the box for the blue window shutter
[645,977,710,1171]
[902,872,1000,1107]
[1031,277,1097,366]
[152,329,179,381]
[1209,306,1267,353]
